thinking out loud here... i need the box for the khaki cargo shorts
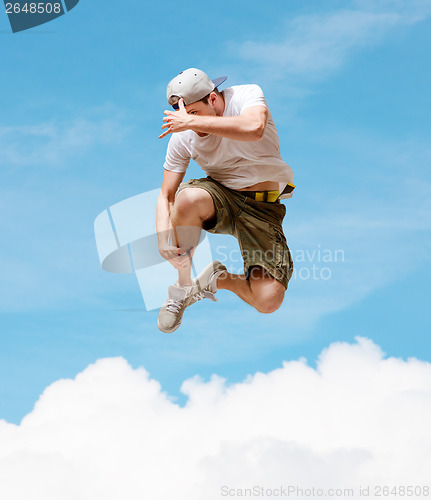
[177,177,294,289]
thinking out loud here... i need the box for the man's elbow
[255,123,266,140]
[250,122,265,141]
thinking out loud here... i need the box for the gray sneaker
[158,283,216,334]
[157,261,227,334]
[193,260,227,299]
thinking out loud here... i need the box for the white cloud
[0,337,430,499]
[237,1,431,81]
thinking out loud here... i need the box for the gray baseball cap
[167,68,227,109]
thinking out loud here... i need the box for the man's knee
[255,290,285,314]
[173,188,214,220]
[248,268,286,314]
[173,189,197,216]
[253,281,286,314]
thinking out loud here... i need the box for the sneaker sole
[157,317,182,334]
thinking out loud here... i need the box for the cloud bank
[0,337,430,499]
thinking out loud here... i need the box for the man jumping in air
[156,68,294,333]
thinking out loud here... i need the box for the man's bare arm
[156,170,184,243]
[159,98,268,141]
[156,169,190,268]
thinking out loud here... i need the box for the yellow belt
[242,183,296,202]
[254,190,281,202]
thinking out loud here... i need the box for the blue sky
[1,0,430,424]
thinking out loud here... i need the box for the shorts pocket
[269,226,294,281]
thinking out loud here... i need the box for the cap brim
[212,76,227,88]
[171,76,228,110]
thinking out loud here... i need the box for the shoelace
[193,290,217,302]
[166,281,219,314]
[166,298,185,314]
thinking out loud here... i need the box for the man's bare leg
[158,187,217,333]
[216,267,286,314]
[170,187,216,286]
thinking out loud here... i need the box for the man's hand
[159,98,192,139]
[158,241,193,269]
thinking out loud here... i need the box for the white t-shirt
[163,84,293,197]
